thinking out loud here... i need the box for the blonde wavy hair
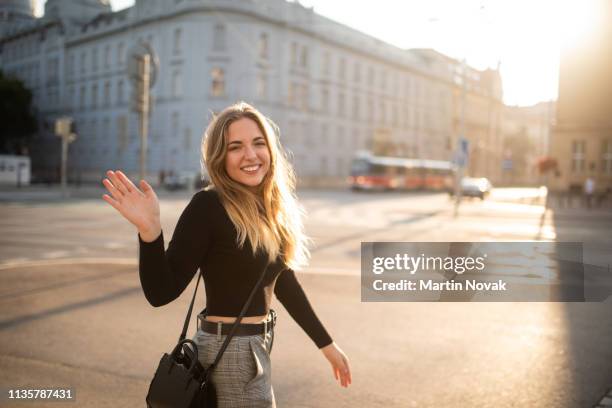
[200,102,310,270]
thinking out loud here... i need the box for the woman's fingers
[116,170,138,194]
[139,179,154,197]
[106,170,129,195]
[102,178,123,202]
[343,357,352,385]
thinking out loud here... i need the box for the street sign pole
[54,117,77,199]
[454,59,468,218]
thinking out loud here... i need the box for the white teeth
[242,165,260,172]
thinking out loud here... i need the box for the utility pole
[54,117,77,199]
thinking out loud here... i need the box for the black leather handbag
[146,266,270,408]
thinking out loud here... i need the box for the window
[354,62,361,83]
[211,68,225,97]
[91,84,98,109]
[257,73,267,100]
[80,51,86,74]
[92,47,98,72]
[213,24,226,51]
[392,104,399,126]
[67,86,75,110]
[171,70,182,97]
[103,81,111,107]
[338,57,346,81]
[173,28,182,56]
[117,79,124,104]
[320,156,328,176]
[300,45,308,68]
[338,92,345,117]
[104,44,111,69]
[117,42,125,66]
[171,112,180,136]
[352,95,360,119]
[321,123,328,145]
[322,51,330,75]
[321,87,329,111]
[290,42,298,66]
[367,66,374,87]
[79,85,86,109]
[602,140,612,175]
[68,54,75,76]
[102,118,110,139]
[571,140,585,172]
[259,33,268,59]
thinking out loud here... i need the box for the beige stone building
[550,0,612,195]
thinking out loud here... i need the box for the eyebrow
[228,136,266,146]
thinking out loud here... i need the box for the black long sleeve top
[138,188,333,349]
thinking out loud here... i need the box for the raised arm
[101,170,213,307]
[137,190,214,307]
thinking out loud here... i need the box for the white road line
[0,257,358,276]
[0,257,137,270]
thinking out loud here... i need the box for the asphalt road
[0,188,611,407]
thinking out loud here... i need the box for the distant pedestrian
[101,102,351,407]
[584,177,595,209]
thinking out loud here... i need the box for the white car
[449,177,492,200]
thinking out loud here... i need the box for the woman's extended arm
[274,268,352,387]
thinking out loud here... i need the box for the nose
[244,144,257,160]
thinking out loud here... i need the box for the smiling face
[224,117,271,191]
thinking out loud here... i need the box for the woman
[102,102,351,407]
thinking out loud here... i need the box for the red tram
[348,153,455,191]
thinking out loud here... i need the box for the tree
[0,70,38,155]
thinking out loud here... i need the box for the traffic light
[129,54,151,114]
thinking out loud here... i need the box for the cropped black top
[137,189,333,348]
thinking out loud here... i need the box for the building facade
[2,0,508,186]
[550,0,612,195]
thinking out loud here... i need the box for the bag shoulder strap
[207,265,270,375]
[178,269,203,342]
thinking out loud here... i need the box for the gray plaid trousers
[191,329,276,408]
